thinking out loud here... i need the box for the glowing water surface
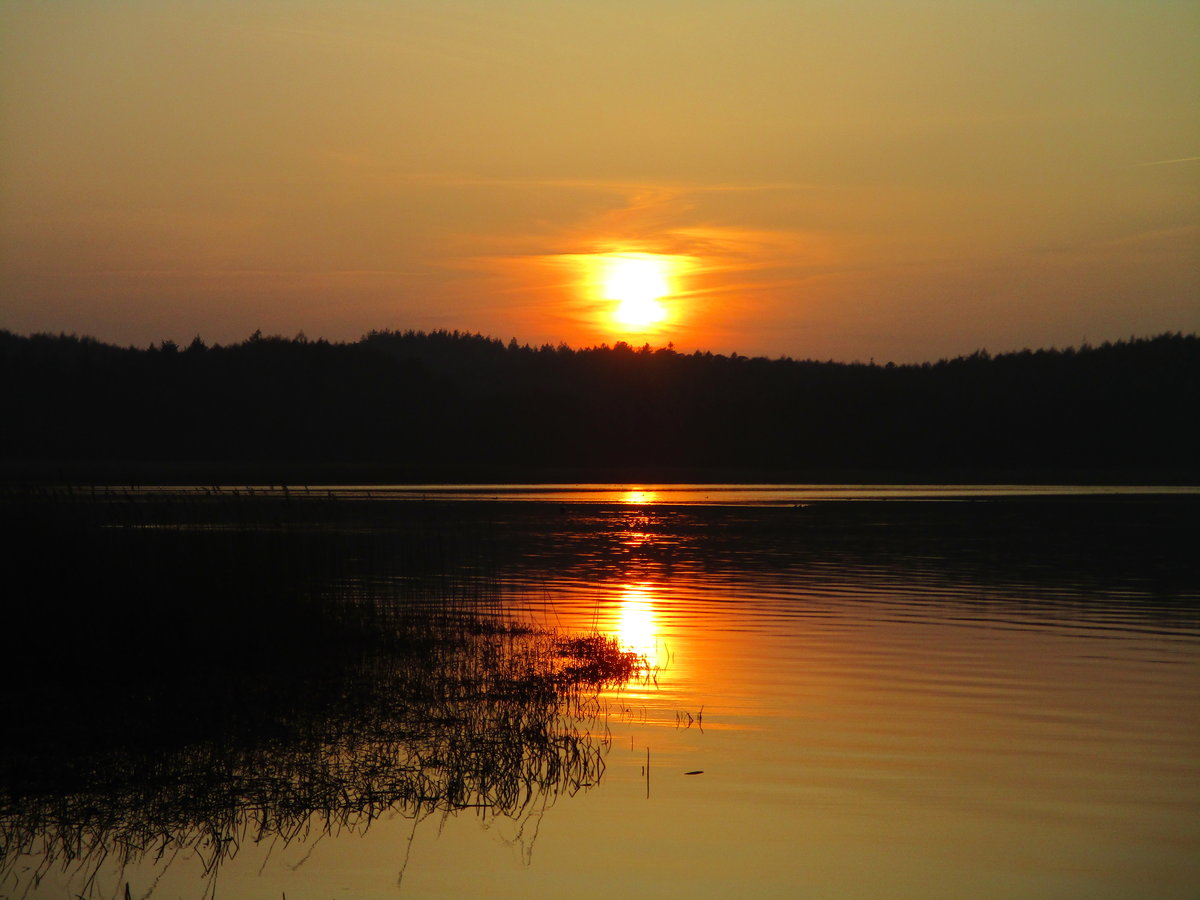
[138,482,1200,505]
[12,489,1199,899]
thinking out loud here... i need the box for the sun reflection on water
[608,582,665,670]
[620,489,660,505]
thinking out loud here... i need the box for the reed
[0,488,646,897]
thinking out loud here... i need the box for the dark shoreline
[6,331,1198,485]
[4,458,1198,487]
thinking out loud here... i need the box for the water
[132,482,1200,504]
[4,487,1198,899]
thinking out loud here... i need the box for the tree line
[3,328,1197,481]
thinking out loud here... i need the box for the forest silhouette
[3,328,1197,482]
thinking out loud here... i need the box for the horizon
[2,2,1197,364]
[6,323,1195,368]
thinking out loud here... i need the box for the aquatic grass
[0,488,648,897]
[3,621,638,874]
[550,634,644,687]
[3,616,646,893]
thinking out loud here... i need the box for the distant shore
[5,330,1197,485]
[4,459,1197,487]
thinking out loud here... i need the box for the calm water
[6,487,1199,899]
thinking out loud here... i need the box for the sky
[1,1,1197,363]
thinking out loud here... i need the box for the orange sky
[2,2,1197,362]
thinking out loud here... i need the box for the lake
[3,486,1198,899]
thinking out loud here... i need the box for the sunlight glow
[589,252,686,331]
[620,489,661,504]
[613,583,662,667]
[614,296,667,328]
[605,256,670,328]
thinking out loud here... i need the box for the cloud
[1130,156,1200,167]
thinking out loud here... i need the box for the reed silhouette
[0,490,645,897]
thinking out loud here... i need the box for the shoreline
[4,459,1198,488]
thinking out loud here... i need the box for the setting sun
[598,253,677,329]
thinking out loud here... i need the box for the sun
[601,254,673,328]
[568,250,691,335]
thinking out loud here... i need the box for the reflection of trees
[0,493,644,898]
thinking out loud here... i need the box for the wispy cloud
[1131,156,1200,167]
[398,172,828,197]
